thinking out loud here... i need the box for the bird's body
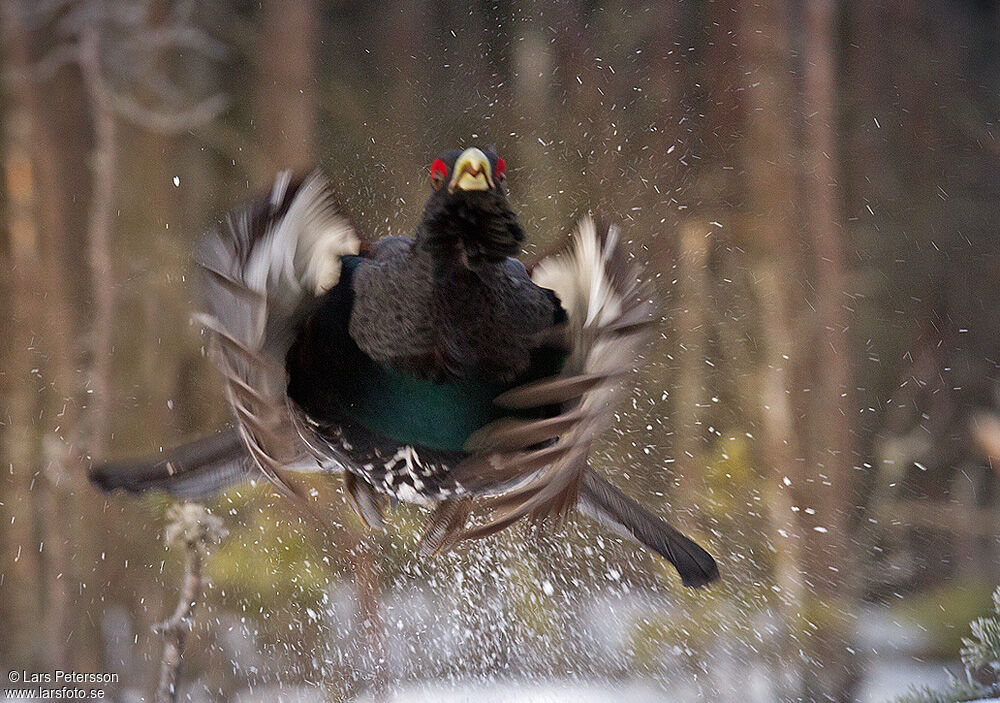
[286,245,562,504]
[91,147,720,588]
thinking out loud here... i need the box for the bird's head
[418,147,525,270]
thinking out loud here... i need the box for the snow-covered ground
[351,680,668,703]
[0,669,969,703]
[857,659,955,703]
[854,603,957,702]
[3,594,965,702]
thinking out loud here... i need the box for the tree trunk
[738,0,808,697]
[255,0,318,178]
[0,2,46,667]
[0,1,83,671]
[799,0,859,697]
[673,219,710,519]
[740,0,859,698]
[79,26,117,462]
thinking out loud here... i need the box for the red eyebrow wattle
[430,159,448,179]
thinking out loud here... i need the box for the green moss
[704,434,756,488]
[505,557,558,638]
[627,583,771,667]
[205,491,332,615]
[895,580,999,659]
[700,433,761,519]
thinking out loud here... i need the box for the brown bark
[740,0,859,698]
[255,0,318,177]
[673,219,711,518]
[35,40,104,676]
[79,26,118,462]
[800,1,858,696]
[738,0,809,697]
[0,1,81,671]
[0,3,45,666]
[755,262,810,690]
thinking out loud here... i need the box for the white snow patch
[353,680,667,703]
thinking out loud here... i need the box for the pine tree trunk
[673,219,710,519]
[255,0,318,177]
[0,2,46,667]
[738,0,809,696]
[799,0,859,697]
[79,26,118,463]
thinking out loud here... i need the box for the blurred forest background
[1,0,999,702]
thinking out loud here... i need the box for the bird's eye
[430,159,448,190]
[494,157,506,185]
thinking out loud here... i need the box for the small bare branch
[111,92,228,133]
[111,0,150,29]
[168,0,197,25]
[129,68,189,106]
[155,503,226,703]
[126,25,229,61]
[31,0,76,19]
[55,2,104,38]
[34,43,80,79]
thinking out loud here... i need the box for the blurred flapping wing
[194,171,361,500]
[453,216,656,539]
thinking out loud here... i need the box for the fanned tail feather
[447,217,719,587]
[90,172,359,506]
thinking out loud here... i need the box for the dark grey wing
[89,430,248,498]
[193,171,360,499]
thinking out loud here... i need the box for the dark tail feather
[577,470,720,588]
[89,429,249,499]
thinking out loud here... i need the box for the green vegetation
[896,581,999,659]
[961,587,1000,681]
[892,585,1000,703]
[891,681,993,703]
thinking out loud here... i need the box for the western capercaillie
[90,147,719,589]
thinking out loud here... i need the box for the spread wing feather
[452,216,656,537]
[194,171,361,499]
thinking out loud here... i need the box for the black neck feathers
[417,190,525,270]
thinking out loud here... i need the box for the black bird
[90,147,719,588]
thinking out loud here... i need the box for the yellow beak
[449,147,494,192]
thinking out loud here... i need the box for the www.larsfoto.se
[4,687,106,699]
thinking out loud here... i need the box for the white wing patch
[531,215,624,327]
[448,215,655,541]
[245,170,360,304]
